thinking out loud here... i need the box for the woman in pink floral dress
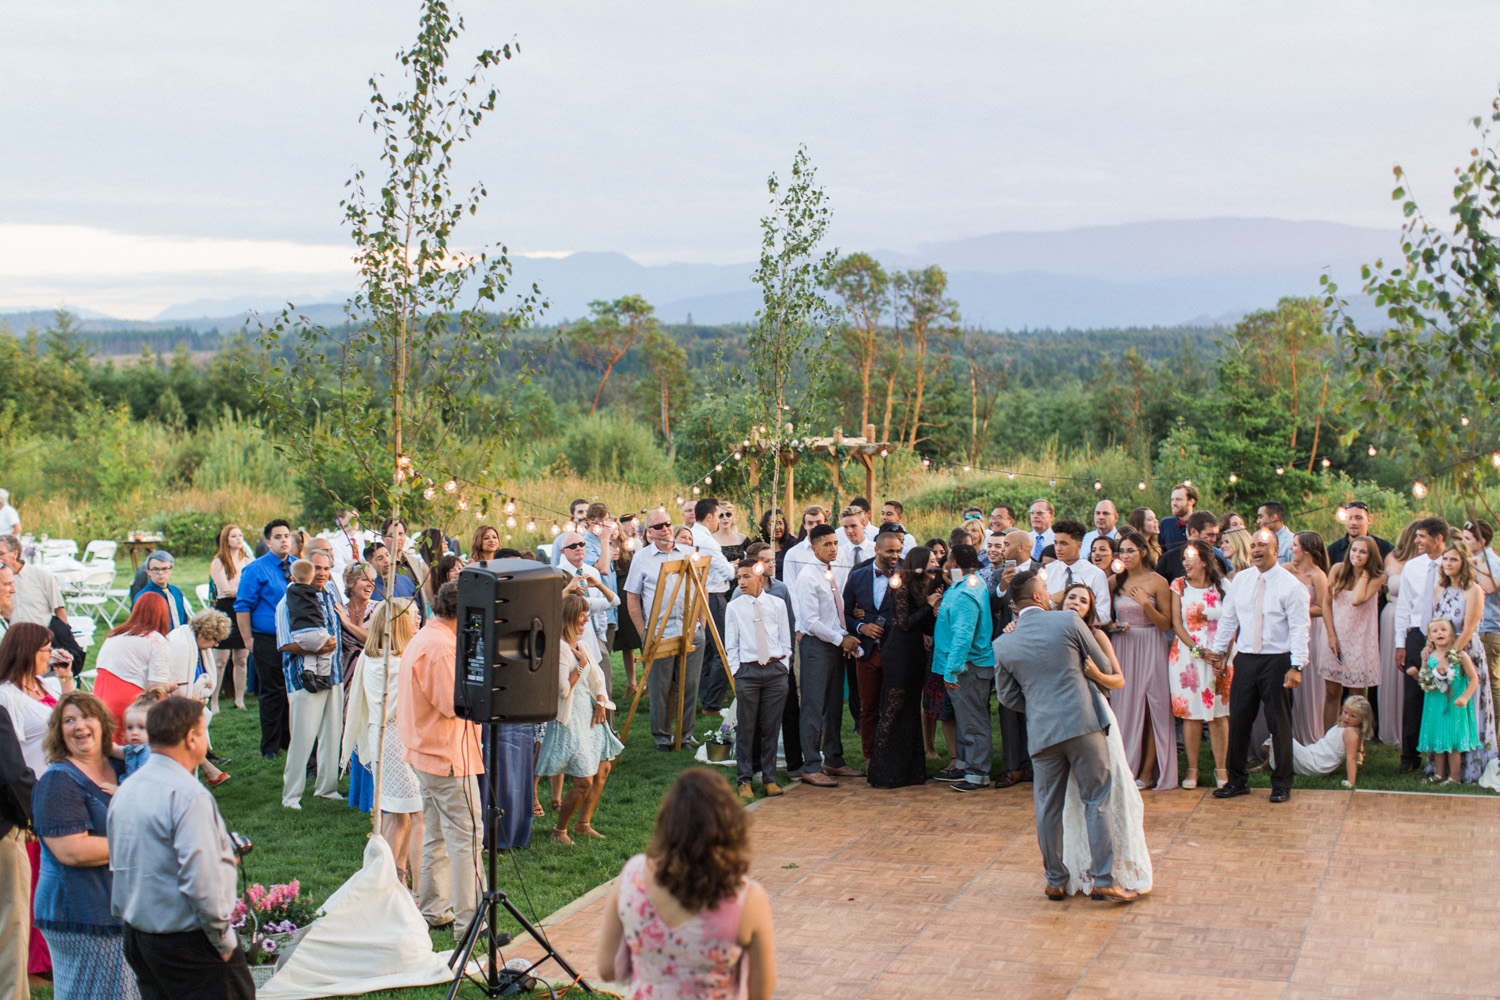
[1167,541,1231,789]
[598,769,776,1000]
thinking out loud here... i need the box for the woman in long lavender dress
[1109,530,1176,791]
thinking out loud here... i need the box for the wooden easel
[619,554,734,749]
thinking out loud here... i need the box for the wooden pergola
[742,423,897,519]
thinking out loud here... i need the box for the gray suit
[993,607,1117,890]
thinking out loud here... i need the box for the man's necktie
[1033,534,1045,561]
[1065,565,1074,588]
[1419,558,1440,630]
[1252,574,1266,654]
[831,574,847,631]
[754,598,771,664]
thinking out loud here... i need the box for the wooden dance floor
[510,782,1500,998]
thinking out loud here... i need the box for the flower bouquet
[1417,654,1457,695]
[232,880,319,966]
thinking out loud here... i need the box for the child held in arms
[123,688,229,784]
[726,557,792,800]
[286,559,335,692]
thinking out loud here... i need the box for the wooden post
[782,450,798,522]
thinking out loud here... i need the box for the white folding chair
[195,583,212,613]
[104,588,133,626]
[65,566,115,619]
[81,540,117,565]
[39,539,79,565]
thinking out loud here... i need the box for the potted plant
[232,880,319,985]
[703,719,734,762]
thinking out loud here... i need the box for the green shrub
[558,413,673,487]
[155,508,228,558]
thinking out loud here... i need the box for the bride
[1058,584,1153,896]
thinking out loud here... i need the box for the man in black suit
[843,529,905,761]
[0,706,35,998]
[1156,511,1232,584]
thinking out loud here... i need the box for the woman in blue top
[33,690,136,1000]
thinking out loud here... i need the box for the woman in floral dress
[1167,541,1231,789]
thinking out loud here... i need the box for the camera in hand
[228,831,253,858]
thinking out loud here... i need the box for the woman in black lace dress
[868,546,941,788]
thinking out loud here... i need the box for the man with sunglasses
[624,511,705,751]
[1326,501,1392,567]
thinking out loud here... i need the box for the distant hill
[1,216,1399,333]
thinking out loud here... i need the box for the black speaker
[454,559,567,724]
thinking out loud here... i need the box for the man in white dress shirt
[690,498,736,716]
[1026,499,1056,562]
[1208,529,1310,802]
[1080,500,1120,555]
[726,558,792,799]
[780,505,829,590]
[1391,516,1451,773]
[791,525,861,787]
[624,511,704,751]
[879,501,918,555]
[1046,521,1111,625]
[832,506,872,590]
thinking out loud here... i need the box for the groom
[993,569,1138,902]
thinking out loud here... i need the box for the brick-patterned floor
[506,782,1500,998]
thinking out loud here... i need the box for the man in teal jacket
[933,543,996,792]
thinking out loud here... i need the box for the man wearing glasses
[1326,501,1392,566]
[624,511,705,751]
[135,551,194,629]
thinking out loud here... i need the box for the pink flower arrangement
[234,880,318,966]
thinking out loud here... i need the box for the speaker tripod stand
[446,727,594,999]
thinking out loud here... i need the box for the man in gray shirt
[108,696,252,999]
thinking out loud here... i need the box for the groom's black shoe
[950,780,988,793]
[1268,790,1291,803]
[1212,783,1250,799]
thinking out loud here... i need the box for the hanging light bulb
[444,479,457,494]
[1137,481,1146,491]
[1492,452,1500,469]
[1048,477,1056,488]
[562,521,575,533]
[1335,506,1349,523]
[704,476,713,485]
[394,467,406,483]
[1183,479,1192,487]
[1322,458,1331,469]
[962,465,971,472]
[423,486,436,500]
[1368,446,1378,457]
[752,562,764,576]
[1229,473,1238,484]
[692,486,701,496]
[889,573,902,589]
[733,451,742,461]
[880,448,889,458]
[1276,467,1285,475]
[505,515,516,528]
[396,453,411,469]
[549,522,560,536]
[457,497,468,511]
[504,498,516,515]
[1008,472,1016,481]
[1093,481,1102,491]
[674,496,684,507]
[525,519,536,533]
[921,458,930,468]
[1461,416,1471,426]
[1412,480,1428,498]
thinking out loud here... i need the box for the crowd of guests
[1,478,1496,998]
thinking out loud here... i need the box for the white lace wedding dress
[1061,697,1154,895]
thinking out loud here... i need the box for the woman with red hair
[92,592,173,738]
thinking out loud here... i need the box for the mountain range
[5,217,1400,334]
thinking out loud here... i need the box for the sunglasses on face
[561,542,585,551]
[1345,502,1370,512]
[648,522,671,531]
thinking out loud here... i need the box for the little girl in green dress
[1412,618,1480,784]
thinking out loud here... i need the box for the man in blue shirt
[134,550,193,628]
[234,519,294,760]
[933,543,996,792]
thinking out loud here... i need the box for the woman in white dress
[1059,585,1153,897]
[340,598,424,887]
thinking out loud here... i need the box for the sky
[4,1,1500,319]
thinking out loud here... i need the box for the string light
[1412,480,1428,498]
[1137,481,1146,491]
[423,486,436,500]
[1461,416,1470,426]
[1048,477,1056,488]
[962,465,972,472]
[444,479,457,494]
[1093,481,1102,491]
[1008,472,1016,480]
[1322,458,1331,468]
[504,499,516,515]
[692,486,701,496]
[1229,474,1238,484]
[457,497,468,511]
[889,573,902,589]
[1493,452,1500,469]
[1335,506,1349,523]
[1276,467,1285,475]
[715,464,723,472]
[704,476,712,485]
[549,522,560,536]
[525,519,536,533]
[922,459,931,468]
[1183,480,1192,487]
[1368,446,1378,457]
[1110,559,1125,575]
[563,521,576,533]
[505,515,516,528]
[674,496,683,507]
[880,448,889,458]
